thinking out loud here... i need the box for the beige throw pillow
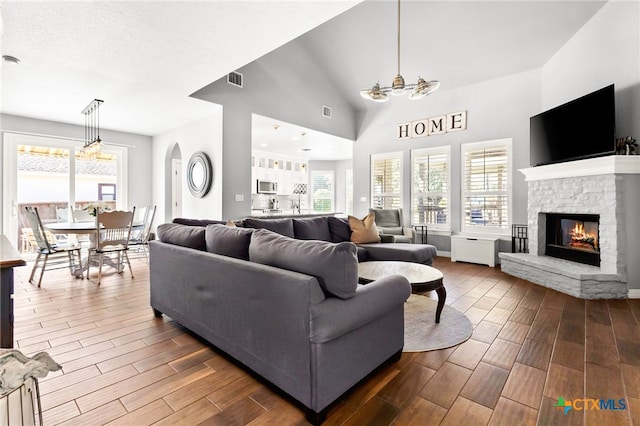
[348,213,380,244]
[225,220,237,227]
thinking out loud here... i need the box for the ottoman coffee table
[358,261,446,323]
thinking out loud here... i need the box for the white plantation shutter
[311,170,334,212]
[371,152,402,209]
[461,140,511,234]
[411,147,450,229]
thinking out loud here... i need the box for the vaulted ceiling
[1,1,606,140]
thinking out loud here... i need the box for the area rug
[404,294,473,352]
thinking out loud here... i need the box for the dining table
[45,221,143,278]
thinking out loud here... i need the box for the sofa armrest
[309,275,410,344]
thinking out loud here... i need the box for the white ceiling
[252,114,353,161]
[1,0,606,160]
[0,0,362,136]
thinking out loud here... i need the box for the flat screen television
[530,84,616,167]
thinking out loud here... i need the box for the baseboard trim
[628,289,640,299]
[436,251,451,258]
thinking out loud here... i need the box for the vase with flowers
[84,201,110,217]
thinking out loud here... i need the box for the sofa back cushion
[292,217,332,241]
[327,217,351,243]
[173,218,226,227]
[157,223,206,251]
[249,229,358,299]
[205,224,254,260]
[243,217,295,238]
[348,213,381,244]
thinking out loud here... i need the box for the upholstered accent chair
[369,208,416,244]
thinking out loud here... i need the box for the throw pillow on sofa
[157,223,207,251]
[348,213,381,244]
[292,217,332,241]
[205,224,254,260]
[249,229,358,300]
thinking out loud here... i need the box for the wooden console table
[0,235,26,348]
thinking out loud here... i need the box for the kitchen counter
[247,210,343,219]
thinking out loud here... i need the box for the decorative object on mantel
[80,99,104,159]
[616,136,637,155]
[360,0,439,102]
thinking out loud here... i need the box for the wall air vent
[322,105,332,119]
[227,71,243,88]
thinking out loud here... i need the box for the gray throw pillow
[327,217,351,243]
[249,229,358,299]
[205,224,254,260]
[292,217,332,241]
[157,223,206,251]
[243,218,295,238]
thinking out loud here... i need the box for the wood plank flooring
[10,256,640,425]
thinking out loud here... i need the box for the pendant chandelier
[80,99,104,158]
[360,0,439,103]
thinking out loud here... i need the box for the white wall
[541,1,640,290]
[191,38,358,219]
[541,1,640,140]
[354,69,541,251]
[152,111,223,224]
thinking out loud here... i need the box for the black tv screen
[530,84,616,167]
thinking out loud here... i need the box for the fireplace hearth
[545,213,600,267]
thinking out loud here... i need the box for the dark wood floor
[10,256,640,425]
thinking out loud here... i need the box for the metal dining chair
[128,205,156,263]
[87,208,135,284]
[23,206,83,287]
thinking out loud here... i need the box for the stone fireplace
[500,155,640,299]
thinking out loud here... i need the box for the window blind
[412,149,449,227]
[462,144,509,229]
[371,154,401,209]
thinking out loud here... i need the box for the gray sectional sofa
[149,217,437,423]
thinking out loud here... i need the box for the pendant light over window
[360,0,439,103]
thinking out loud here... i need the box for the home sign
[397,111,467,140]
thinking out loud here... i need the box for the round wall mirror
[186,151,213,197]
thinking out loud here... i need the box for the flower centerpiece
[84,201,110,217]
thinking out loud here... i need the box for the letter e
[447,111,467,132]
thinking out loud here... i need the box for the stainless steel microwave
[257,180,277,194]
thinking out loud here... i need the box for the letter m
[600,399,615,410]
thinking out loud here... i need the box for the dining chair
[23,206,83,287]
[128,205,156,263]
[87,208,135,285]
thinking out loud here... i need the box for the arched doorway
[165,143,182,223]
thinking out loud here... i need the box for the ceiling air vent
[227,71,243,88]
[322,105,332,119]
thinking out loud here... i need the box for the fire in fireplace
[545,213,600,266]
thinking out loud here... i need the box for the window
[371,152,402,209]
[411,146,450,230]
[311,170,334,212]
[3,132,128,249]
[461,139,512,235]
